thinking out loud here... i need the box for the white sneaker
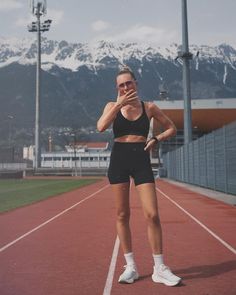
[118,264,139,284]
[152,264,181,286]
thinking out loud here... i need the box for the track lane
[157,179,236,250]
[0,179,107,248]
[109,180,236,295]
[1,178,236,295]
[0,179,117,295]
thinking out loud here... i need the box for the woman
[97,67,181,286]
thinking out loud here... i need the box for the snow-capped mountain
[1,37,236,74]
[0,37,236,148]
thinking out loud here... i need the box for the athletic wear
[153,254,164,269]
[108,142,154,186]
[124,252,136,266]
[152,264,181,286]
[118,264,139,284]
[113,101,149,139]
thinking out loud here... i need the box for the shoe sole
[152,275,181,286]
[118,274,139,284]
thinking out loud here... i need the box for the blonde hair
[117,65,136,81]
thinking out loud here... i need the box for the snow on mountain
[0,37,236,72]
[1,37,236,136]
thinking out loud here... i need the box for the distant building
[23,145,34,161]
[41,142,110,169]
[154,98,236,133]
[152,98,236,154]
[65,141,109,153]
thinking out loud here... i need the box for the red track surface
[0,178,235,295]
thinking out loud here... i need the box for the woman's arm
[97,90,139,132]
[151,102,177,141]
[97,102,121,132]
[144,102,177,150]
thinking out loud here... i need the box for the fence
[163,121,236,195]
[0,163,27,170]
[0,163,27,179]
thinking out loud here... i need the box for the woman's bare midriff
[114,135,147,143]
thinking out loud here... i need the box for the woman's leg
[111,182,132,253]
[112,182,139,283]
[135,182,181,286]
[135,182,162,254]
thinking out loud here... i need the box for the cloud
[0,0,23,11]
[91,20,110,32]
[94,24,179,45]
[15,15,34,28]
[47,9,64,26]
[15,9,64,28]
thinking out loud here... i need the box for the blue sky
[0,0,235,47]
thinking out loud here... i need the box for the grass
[0,178,100,213]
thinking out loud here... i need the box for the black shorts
[108,142,155,186]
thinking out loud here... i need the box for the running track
[0,178,235,295]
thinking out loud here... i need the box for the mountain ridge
[0,38,236,149]
[1,37,236,77]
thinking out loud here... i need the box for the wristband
[151,136,159,144]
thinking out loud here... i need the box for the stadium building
[22,98,236,172]
[152,98,236,154]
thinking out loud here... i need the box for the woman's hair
[117,66,136,81]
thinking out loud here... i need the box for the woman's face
[116,73,137,95]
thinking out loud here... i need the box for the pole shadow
[175,260,236,280]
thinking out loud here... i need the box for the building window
[45,157,52,161]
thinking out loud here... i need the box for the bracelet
[150,136,159,144]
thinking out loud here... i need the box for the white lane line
[0,184,110,253]
[103,236,120,295]
[156,187,236,255]
[103,181,132,295]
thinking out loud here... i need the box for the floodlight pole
[182,0,192,144]
[35,4,41,169]
[28,1,52,169]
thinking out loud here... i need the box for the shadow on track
[175,260,236,280]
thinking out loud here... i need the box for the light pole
[28,0,52,169]
[176,0,193,144]
[7,115,14,147]
[70,132,78,177]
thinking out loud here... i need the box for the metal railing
[163,121,236,195]
[0,163,27,170]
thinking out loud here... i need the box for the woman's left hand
[144,138,157,151]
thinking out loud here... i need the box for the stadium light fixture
[27,0,52,170]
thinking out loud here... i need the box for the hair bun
[117,65,136,80]
[118,64,131,71]
[122,65,132,71]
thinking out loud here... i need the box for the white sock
[124,252,136,266]
[153,254,164,268]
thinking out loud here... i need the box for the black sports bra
[113,101,150,139]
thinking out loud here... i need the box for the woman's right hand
[116,89,138,107]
